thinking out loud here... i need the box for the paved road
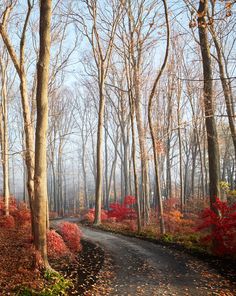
[80,226,236,296]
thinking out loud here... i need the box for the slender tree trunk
[197,0,221,208]
[0,58,10,216]
[94,79,105,225]
[177,91,184,211]
[148,0,169,235]
[0,2,35,233]
[33,0,52,268]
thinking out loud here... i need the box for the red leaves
[13,209,31,226]
[124,195,136,206]
[108,196,137,222]
[0,215,15,228]
[58,222,83,253]
[0,197,30,228]
[197,198,236,255]
[47,230,70,259]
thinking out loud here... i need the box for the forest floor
[0,227,47,295]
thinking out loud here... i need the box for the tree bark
[0,57,10,216]
[34,0,52,268]
[94,80,105,225]
[197,0,221,208]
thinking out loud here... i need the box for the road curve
[80,226,235,296]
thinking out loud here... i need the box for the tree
[71,0,123,225]
[148,0,169,234]
[34,0,52,268]
[0,0,35,227]
[0,50,10,216]
[197,0,221,209]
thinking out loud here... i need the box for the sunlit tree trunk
[0,1,35,231]
[34,0,52,268]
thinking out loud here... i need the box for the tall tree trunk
[0,57,10,216]
[148,0,169,235]
[94,79,105,225]
[0,2,35,233]
[34,0,52,268]
[197,0,221,209]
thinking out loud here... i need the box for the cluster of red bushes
[0,197,31,228]
[0,197,83,260]
[47,222,82,259]
[197,198,236,255]
[82,195,137,224]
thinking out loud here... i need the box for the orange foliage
[164,210,195,234]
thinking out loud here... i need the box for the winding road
[81,226,236,296]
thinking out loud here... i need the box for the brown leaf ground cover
[0,227,47,294]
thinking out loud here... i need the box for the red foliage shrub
[124,195,136,206]
[58,222,82,253]
[83,208,108,223]
[108,196,137,222]
[0,196,17,216]
[0,215,15,228]
[13,209,31,226]
[197,198,236,255]
[47,230,70,259]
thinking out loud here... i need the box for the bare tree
[148,0,169,234]
[0,0,35,226]
[71,0,123,224]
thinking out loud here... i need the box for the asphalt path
[80,226,236,296]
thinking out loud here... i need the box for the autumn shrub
[197,198,236,255]
[163,197,180,212]
[108,195,137,222]
[83,208,108,223]
[13,209,31,227]
[163,210,195,235]
[47,230,71,259]
[0,215,15,228]
[58,222,82,253]
[0,196,18,216]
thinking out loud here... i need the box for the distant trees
[71,0,123,225]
